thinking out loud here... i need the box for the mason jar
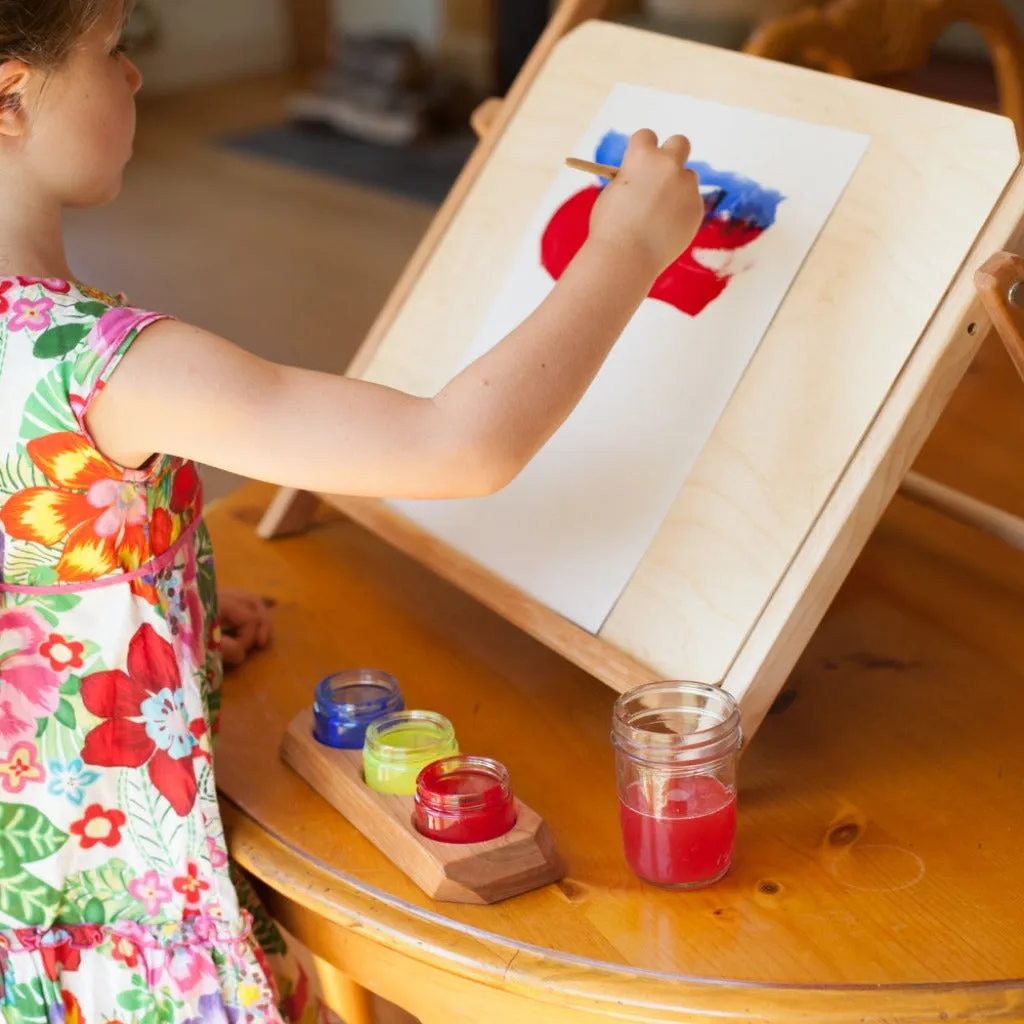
[612,681,741,889]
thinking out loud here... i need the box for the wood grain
[211,470,1024,1020]
[280,709,563,904]
[292,19,1021,739]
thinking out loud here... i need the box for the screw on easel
[1008,280,1024,308]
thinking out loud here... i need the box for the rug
[220,121,476,206]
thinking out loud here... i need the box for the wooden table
[210,326,1024,1022]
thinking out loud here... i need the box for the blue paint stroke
[590,129,785,229]
[594,130,630,183]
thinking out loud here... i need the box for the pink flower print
[17,277,71,294]
[129,869,173,916]
[0,741,45,793]
[163,944,217,996]
[88,307,143,359]
[86,478,147,538]
[206,834,228,870]
[0,609,61,751]
[9,297,54,333]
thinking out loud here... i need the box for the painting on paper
[389,84,869,634]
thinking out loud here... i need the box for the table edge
[223,800,1024,1022]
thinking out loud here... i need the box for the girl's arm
[87,131,703,500]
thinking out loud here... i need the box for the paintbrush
[565,157,724,213]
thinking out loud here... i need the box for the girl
[0,0,704,1021]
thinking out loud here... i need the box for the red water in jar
[619,776,737,888]
[414,755,517,844]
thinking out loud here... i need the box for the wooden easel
[258,0,1024,743]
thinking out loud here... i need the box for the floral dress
[0,278,333,1024]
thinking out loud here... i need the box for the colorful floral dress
[0,278,331,1024]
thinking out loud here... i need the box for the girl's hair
[0,0,114,68]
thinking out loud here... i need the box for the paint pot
[363,710,459,795]
[312,669,404,750]
[612,681,741,889]
[414,755,517,844]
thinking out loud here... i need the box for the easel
[257,0,1024,744]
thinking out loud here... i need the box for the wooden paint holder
[279,709,564,904]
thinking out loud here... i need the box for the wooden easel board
[276,20,1023,736]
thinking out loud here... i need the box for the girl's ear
[0,61,31,138]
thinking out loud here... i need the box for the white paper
[389,84,869,633]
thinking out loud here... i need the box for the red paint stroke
[541,184,768,317]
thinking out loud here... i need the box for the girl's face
[21,1,142,207]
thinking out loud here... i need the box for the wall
[332,0,442,50]
[135,0,288,94]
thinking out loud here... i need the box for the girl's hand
[218,589,273,669]
[589,130,704,275]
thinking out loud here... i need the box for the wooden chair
[742,0,1024,550]
[744,0,1024,146]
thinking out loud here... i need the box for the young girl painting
[0,1,704,1020]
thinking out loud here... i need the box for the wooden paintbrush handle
[565,157,619,177]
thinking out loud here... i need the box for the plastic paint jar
[414,755,517,844]
[612,680,741,889]
[312,669,404,750]
[363,710,459,795]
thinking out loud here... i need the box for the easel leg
[311,954,376,1024]
[898,253,1024,543]
[900,470,1024,549]
[257,488,322,540]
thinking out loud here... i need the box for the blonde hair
[0,0,119,68]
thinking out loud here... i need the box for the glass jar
[612,681,741,889]
[312,669,404,750]
[414,755,517,844]
[363,710,459,795]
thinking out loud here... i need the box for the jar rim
[612,680,741,764]
[364,709,456,763]
[314,669,401,720]
[415,755,512,812]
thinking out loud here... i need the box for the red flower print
[69,804,126,849]
[171,461,201,513]
[150,507,174,556]
[0,279,12,316]
[282,961,309,1023]
[149,463,201,558]
[206,617,222,652]
[12,926,100,982]
[110,934,142,968]
[190,717,211,765]
[17,276,72,294]
[80,624,199,816]
[172,861,211,905]
[39,634,85,674]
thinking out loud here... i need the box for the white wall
[135,0,288,94]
